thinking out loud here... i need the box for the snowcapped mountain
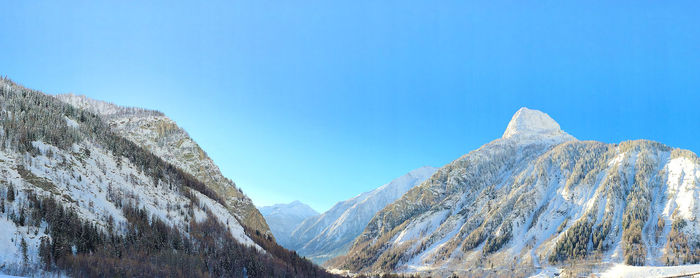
[55,93,271,236]
[291,166,438,264]
[260,201,319,249]
[502,107,570,139]
[0,78,334,277]
[330,107,700,277]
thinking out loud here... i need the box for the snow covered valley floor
[599,264,700,278]
[530,263,700,278]
[329,263,700,277]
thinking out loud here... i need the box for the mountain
[329,107,700,277]
[260,201,319,249]
[291,166,437,264]
[0,78,335,277]
[55,93,271,236]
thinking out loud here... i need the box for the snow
[600,263,700,278]
[502,107,570,140]
[259,201,319,219]
[55,93,160,117]
[529,267,561,278]
[259,201,319,249]
[193,191,261,250]
[664,157,699,222]
[333,108,700,276]
[56,93,267,235]
[400,213,465,272]
[0,138,260,271]
[288,166,437,263]
[394,210,449,245]
[64,117,79,128]
[0,217,32,273]
[0,274,26,278]
[0,87,265,276]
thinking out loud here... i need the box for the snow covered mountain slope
[291,166,438,264]
[0,78,334,277]
[55,93,271,236]
[329,107,700,277]
[260,201,319,249]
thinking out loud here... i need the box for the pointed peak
[502,107,569,139]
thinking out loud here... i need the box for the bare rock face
[0,78,335,277]
[56,93,272,236]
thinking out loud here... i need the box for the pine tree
[19,207,25,226]
[21,237,28,264]
[7,184,15,202]
[39,237,51,269]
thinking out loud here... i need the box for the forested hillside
[0,77,336,277]
[55,93,272,236]
[330,108,700,277]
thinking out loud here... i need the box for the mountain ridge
[288,166,438,264]
[329,107,700,277]
[55,93,272,236]
[0,77,333,277]
[260,201,319,249]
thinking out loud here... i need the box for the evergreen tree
[19,207,25,226]
[21,237,28,264]
[39,237,51,269]
[7,184,15,202]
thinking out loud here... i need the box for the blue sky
[1,1,699,212]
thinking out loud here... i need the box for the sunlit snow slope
[331,108,700,277]
[55,93,272,236]
[0,79,259,274]
[0,78,335,277]
[290,166,437,264]
[260,201,319,249]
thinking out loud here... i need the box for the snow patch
[64,117,79,128]
[600,263,700,278]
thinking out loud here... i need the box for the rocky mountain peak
[502,107,572,140]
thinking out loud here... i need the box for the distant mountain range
[261,166,437,264]
[260,201,319,248]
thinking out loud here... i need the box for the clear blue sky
[1,1,699,212]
